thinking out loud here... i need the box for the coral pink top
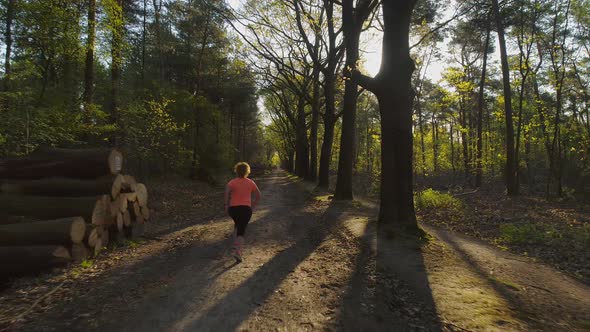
[227,177,259,207]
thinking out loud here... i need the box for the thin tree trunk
[460,104,470,177]
[308,68,320,181]
[153,0,164,83]
[318,74,336,188]
[492,0,519,195]
[191,7,212,173]
[141,0,147,84]
[3,0,15,92]
[450,120,456,174]
[295,94,309,178]
[432,116,438,172]
[476,22,491,187]
[335,0,362,199]
[110,0,124,134]
[83,0,96,116]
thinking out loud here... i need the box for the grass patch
[80,259,93,269]
[498,224,548,245]
[313,194,332,202]
[498,222,590,247]
[125,239,141,248]
[415,188,463,211]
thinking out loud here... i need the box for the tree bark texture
[0,148,123,179]
[356,0,419,232]
[0,195,113,225]
[83,0,96,111]
[335,0,362,200]
[475,22,491,187]
[0,246,71,280]
[0,217,86,246]
[492,0,519,195]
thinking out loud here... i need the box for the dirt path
[3,171,589,331]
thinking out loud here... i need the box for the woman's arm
[252,183,261,209]
[224,184,231,214]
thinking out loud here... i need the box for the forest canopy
[0,0,264,179]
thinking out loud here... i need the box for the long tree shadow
[5,172,299,331]
[177,200,350,331]
[431,227,583,331]
[326,204,443,331]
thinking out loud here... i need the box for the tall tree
[3,0,15,91]
[293,0,344,187]
[475,17,491,187]
[83,0,97,114]
[492,0,518,195]
[335,0,378,199]
[351,0,420,233]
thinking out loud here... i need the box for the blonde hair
[234,162,251,178]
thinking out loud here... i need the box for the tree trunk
[432,116,438,173]
[335,1,362,200]
[476,23,491,187]
[450,120,456,174]
[0,246,71,280]
[356,0,419,233]
[141,0,147,84]
[0,195,113,225]
[460,104,470,177]
[110,0,124,132]
[154,0,164,82]
[0,217,86,246]
[318,74,336,188]
[0,148,123,179]
[492,0,519,195]
[307,68,320,181]
[3,0,15,91]
[83,0,96,114]
[295,94,309,178]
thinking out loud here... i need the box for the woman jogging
[224,162,261,262]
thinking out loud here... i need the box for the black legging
[228,205,252,236]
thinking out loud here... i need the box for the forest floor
[1,170,589,331]
[417,185,590,283]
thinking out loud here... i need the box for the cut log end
[53,246,72,260]
[140,206,150,221]
[111,174,125,199]
[108,149,123,175]
[70,217,86,243]
[136,183,148,207]
[92,195,112,225]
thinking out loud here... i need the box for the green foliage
[119,98,187,174]
[499,222,590,247]
[80,259,94,269]
[415,189,463,211]
[0,0,260,178]
[499,223,549,244]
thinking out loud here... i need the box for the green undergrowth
[498,222,590,247]
[79,259,93,269]
[415,188,463,211]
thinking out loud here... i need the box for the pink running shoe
[232,242,243,263]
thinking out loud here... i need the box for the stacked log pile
[0,148,150,280]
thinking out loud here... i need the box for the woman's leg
[233,206,252,261]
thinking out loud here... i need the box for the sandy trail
[5,171,590,332]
